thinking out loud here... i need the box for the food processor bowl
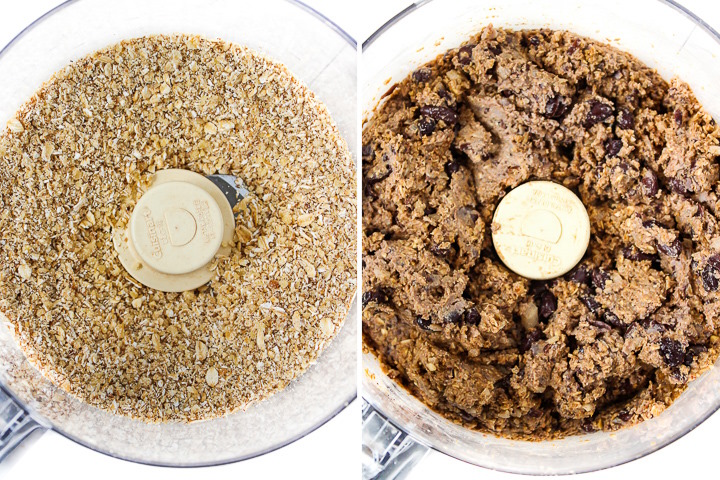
[361,0,720,476]
[0,0,357,467]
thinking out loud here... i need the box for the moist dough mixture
[0,35,356,422]
[362,26,720,439]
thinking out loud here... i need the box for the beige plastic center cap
[491,181,590,280]
[113,169,236,292]
[130,182,223,275]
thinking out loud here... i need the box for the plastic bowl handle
[362,400,430,479]
[0,385,45,461]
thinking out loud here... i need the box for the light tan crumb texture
[0,35,356,422]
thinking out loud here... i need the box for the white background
[0,1,360,479]
[4,1,720,479]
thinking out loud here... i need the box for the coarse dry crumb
[0,34,356,422]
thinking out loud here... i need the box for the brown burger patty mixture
[362,26,720,439]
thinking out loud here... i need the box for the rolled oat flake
[491,181,590,280]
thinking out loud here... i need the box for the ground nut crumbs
[0,35,356,422]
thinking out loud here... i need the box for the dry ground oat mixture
[362,26,720,439]
[0,35,356,422]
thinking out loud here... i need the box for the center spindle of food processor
[491,180,590,280]
[112,169,236,292]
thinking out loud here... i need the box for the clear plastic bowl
[362,0,720,475]
[0,0,357,467]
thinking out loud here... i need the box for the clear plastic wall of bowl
[0,0,356,467]
[363,0,720,475]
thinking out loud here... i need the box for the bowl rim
[361,0,720,475]
[0,0,358,468]
[362,0,720,51]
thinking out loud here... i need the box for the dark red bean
[529,280,552,294]
[529,35,540,46]
[640,170,659,197]
[464,307,481,326]
[622,245,656,262]
[674,108,683,127]
[545,95,569,119]
[580,295,601,313]
[487,44,502,55]
[362,287,393,308]
[444,159,461,177]
[520,329,544,353]
[616,108,635,129]
[444,309,464,324]
[660,338,685,367]
[642,218,661,229]
[701,262,720,291]
[581,420,597,433]
[416,316,432,330]
[617,411,632,422]
[684,345,707,366]
[708,254,720,270]
[668,178,688,195]
[604,138,623,157]
[366,165,392,184]
[430,244,453,260]
[670,368,688,383]
[362,144,373,158]
[584,101,614,127]
[603,311,624,329]
[657,238,681,258]
[419,105,458,125]
[536,290,557,319]
[436,86,451,101]
[591,268,610,290]
[456,44,475,65]
[418,117,436,136]
[567,38,581,55]
[412,68,432,83]
[566,265,590,284]
[588,318,612,331]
